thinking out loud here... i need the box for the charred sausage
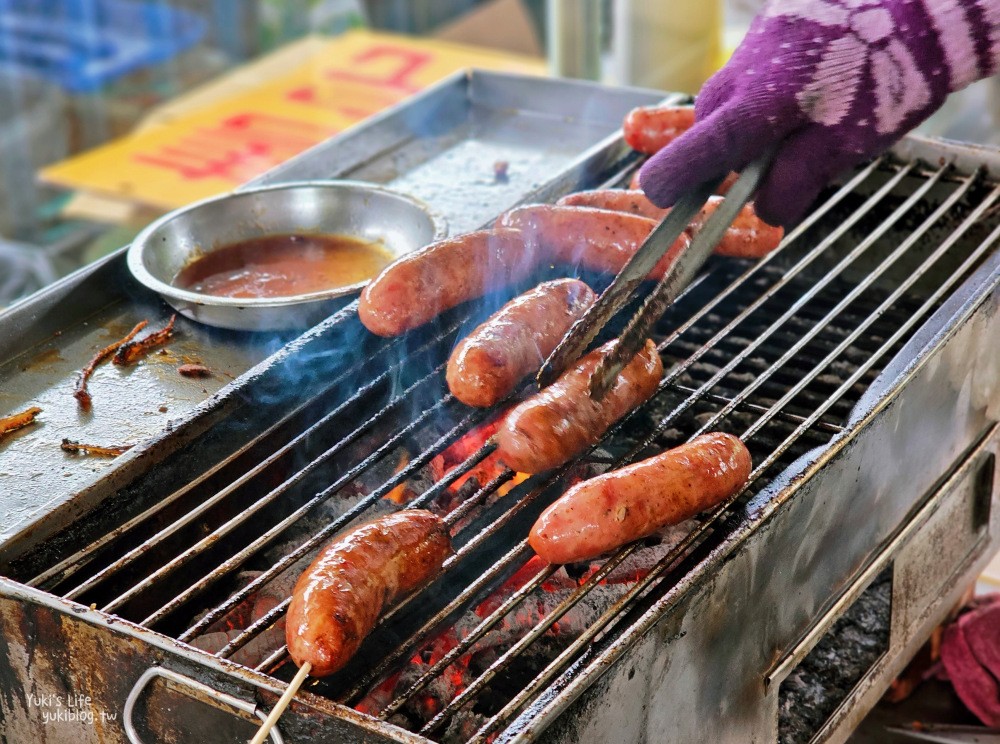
[623,105,696,154]
[529,432,752,564]
[359,229,536,337]
[688,197,783,258]
[286,510,452,677]
[497,205,689,280]
[447,279,597,408]
[556,189,669,221]
[496,339,663,474]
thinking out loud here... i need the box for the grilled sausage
[497,205,689,280]
[359,229,536,337]
[286,510,452,677]
[496,339,662,474]
[447,279,597,408]
[623,105,696,154]
[529,432,752,564]
[556,189,669,221]
[688,197,783,258]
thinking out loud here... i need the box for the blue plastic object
[0,0,206,93]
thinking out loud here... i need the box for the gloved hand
[639,0,1000,228]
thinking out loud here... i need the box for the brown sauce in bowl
[174,233,393,299]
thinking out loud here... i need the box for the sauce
[174,233,393,299]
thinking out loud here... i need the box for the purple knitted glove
[640,0,1000,227]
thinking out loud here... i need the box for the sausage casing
[359,229,535,337]
[497,204,688,280]
[689,197,783,258]
[529,432,752,564]
[286,510,452,677]
[447,279,597,408]
[623,105,696,154]
[496,339,663,474]
[556,189,669,221]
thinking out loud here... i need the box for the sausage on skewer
[286,510,452,677]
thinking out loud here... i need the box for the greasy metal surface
[0,70,663,552]
[0,578,427,743]
[257,71,676,235]
[813,430,998,744]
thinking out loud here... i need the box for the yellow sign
[42,31,543,211]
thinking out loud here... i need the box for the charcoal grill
[0,73,998,744]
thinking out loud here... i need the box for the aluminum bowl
[127,181,448,331]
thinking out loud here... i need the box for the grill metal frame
[0,80,999,743]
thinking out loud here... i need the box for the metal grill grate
[15,156,1000,743]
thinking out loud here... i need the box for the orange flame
[384,451,412,504]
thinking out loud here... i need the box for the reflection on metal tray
[0,70,668,544]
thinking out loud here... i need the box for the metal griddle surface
[0,70,666,547]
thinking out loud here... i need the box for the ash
[778,569,892,744]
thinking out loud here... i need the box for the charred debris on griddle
[0,407,42,439]
[73,320,149,410]
[61,440,135,458]
[113,315,177,366]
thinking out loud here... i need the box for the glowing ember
[384,451,414,504]
[431,411,528,497]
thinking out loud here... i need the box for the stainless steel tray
[0,70,669,550]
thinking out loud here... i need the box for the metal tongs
[537,151,775,398]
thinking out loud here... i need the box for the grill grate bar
[469,182,1000,744]
[177,402,491,640]
[329,158,912,711]
[440,465,512,528]
[642,161,909,415]
[102,359,454,618]
[651,158,886,357]
[385,162,977,734]
[381,547,560,717]
[743,185,1000,455]
[419,542,644,736]
[334,161,905,718]
[342,537,538,696]
[668,383,845,434]
[688,165,967,438]
[61,329,459,602]
[27,330,413,592]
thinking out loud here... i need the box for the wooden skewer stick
[250,662,311,744]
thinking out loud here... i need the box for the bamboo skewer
[249,662,311,744]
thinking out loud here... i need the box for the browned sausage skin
[497,204,688,280]
[623,105,696,154]
[286,510,452,677]
[557,190,669,221]
[688,197,784,258]
[496,339,663,474]
[359,229,536,337]
[447,279,597,408]
[529,433,752,564]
